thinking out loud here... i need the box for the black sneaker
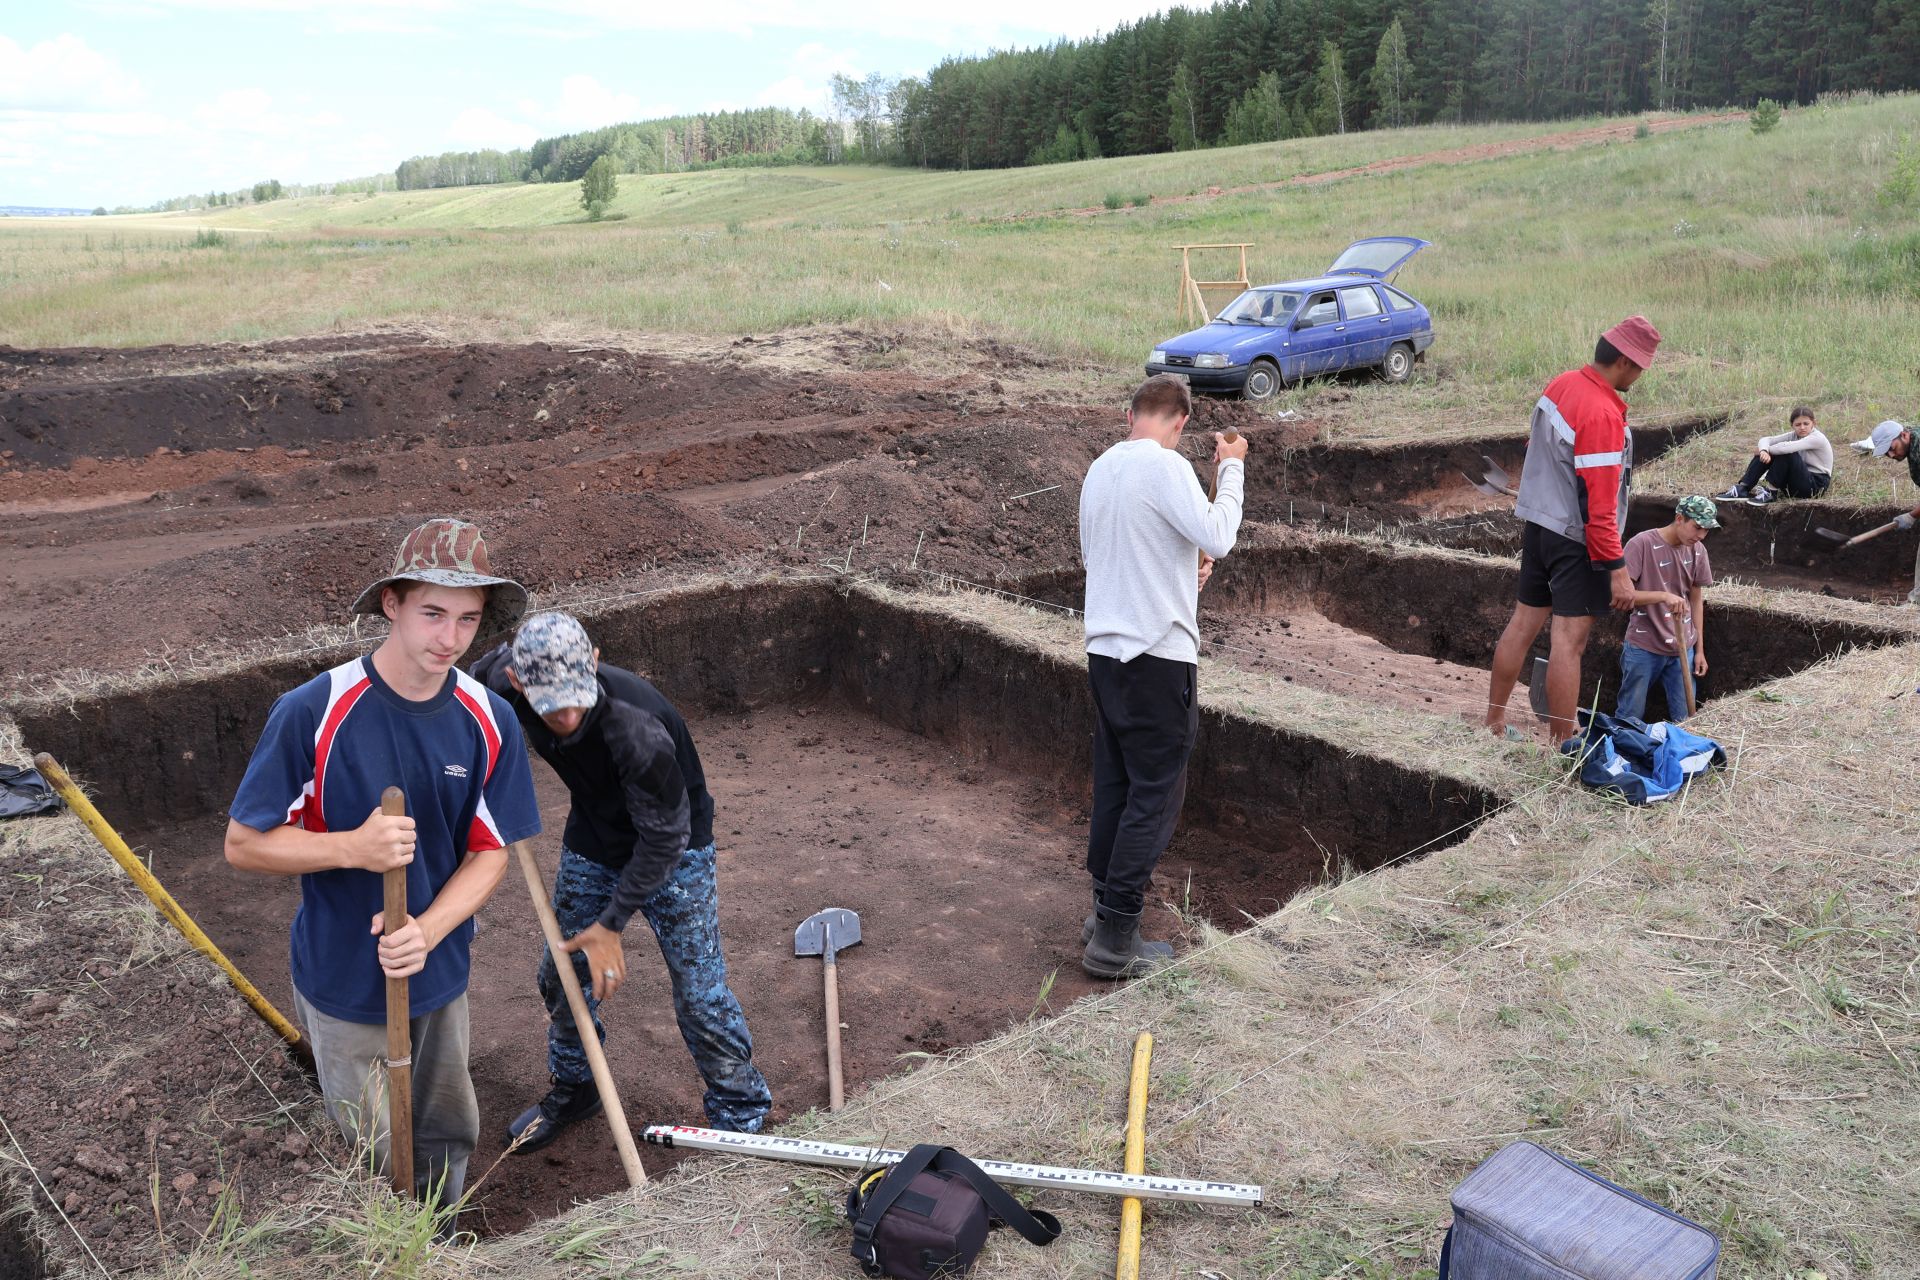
[1746,487,1777,507]
[505,1078,603,1153]
[1714,484,1748,501]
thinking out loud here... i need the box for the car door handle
[1378,316,1391,323]
[1334,325,1346,331]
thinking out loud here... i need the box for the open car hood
[1327,236,1430,280]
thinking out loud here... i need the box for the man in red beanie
[1486,316,1662,744]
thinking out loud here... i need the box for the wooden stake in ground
[512,841,647,1187]
[379,787,416,1198]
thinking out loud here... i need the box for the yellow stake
[32,752,306,1055]
[1116,1030,1154,1280]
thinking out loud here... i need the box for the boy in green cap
[1615,496,1718,723]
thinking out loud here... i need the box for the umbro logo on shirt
[443,763,469,778]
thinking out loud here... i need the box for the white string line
[915,569,1517,717]
[0,1111,113,1278]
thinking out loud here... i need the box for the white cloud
[0,34,143,111]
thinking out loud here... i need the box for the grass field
[3,97,1918,503]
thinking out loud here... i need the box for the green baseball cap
[1676,495,1720,529]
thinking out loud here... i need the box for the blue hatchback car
[1146,237,1434,401]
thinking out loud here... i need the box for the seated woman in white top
[1718,405,1832,506]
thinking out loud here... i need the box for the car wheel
[1242,359,1282,403]
[1379,343,1414,385]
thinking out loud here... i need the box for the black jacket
[472,646,715,931]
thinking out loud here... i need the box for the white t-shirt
[1079,438,1244,665]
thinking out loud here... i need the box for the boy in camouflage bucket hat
[1616,496,1717,723]
[224,518,541,1207]
[471,613,771,1147]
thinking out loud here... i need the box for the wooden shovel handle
[823,950,845,1112]
[379,787,415,1197]
[1201,430,1242,570]
[1849,519,1903,547]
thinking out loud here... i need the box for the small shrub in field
[1672,218,1697,238]
[1102,192,1124,210]
[1634,120,1651,139]
[1131,194,1151,207]
[1881,133,1920,208]
[1750,99,1782,134]
[725,219,744,235]
[188,228,226,249]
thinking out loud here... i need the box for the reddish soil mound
[0,337,1280,688]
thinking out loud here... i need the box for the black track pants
[1085,652,1198,917]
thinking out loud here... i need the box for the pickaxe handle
[379,786,416,1198]
[822,927,845,1111]
[1202,430,1242,570]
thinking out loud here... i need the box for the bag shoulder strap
[847,1144,945,1276]
[928,1149,1062,1247]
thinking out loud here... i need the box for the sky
[2,1,1177,209]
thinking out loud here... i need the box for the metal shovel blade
[1527,656,1551,719]
[1462,470,1510,498]
[1482,456,1514,492]
[794,908,861,958]
[1811,527,1851,551]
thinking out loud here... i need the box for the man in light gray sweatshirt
[1077,374,1247,978]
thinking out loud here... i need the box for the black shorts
[1518,522,1612,617]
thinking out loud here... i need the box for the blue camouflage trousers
[541,844,772,1132]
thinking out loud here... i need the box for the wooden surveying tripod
[1174,243,1254,326]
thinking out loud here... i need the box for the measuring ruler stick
[641,1125,1263,1208]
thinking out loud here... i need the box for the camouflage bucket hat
[350,517,530,638]
[511,612,600,716]
[1676,495,1720,529]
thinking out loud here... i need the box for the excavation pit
[1003,533,1919,728]
[15,579,1499,1246]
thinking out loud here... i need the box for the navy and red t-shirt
[230,654,541,1024]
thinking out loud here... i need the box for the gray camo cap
[511,612,599,715]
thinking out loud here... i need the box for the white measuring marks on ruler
[640,1125,1264,1208]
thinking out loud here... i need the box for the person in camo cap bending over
[472,612,771,1147]
[225,518,542,1205]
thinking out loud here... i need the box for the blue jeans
[540,844,772,1132]
[1616,642,1694,723]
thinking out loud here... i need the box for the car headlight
[1193,353,1229,369]
[1149,349,1168,365]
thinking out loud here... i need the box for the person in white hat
[1859,420,1920,605]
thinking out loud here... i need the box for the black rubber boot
[1081,909,1174,979]
[1082,878,1104,946]
[505,1077,603,1153]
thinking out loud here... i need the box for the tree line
[130,0,1920,210]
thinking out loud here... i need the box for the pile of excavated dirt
[0,335,1273,689]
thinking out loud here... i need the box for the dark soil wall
[837,590,1500,880]
[1403,494,1911,598]
[1260,416,1723,508]
[1211,539,1916,720]
[16,582,843,830]
[0,1206,49,1280]
[21,579,1498,905]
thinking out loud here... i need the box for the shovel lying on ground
[1814,518,1904,551]
[794,907,861,1111]
[1463,454,1517,499]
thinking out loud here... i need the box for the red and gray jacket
[1513,365,1633,570]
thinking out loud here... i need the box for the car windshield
[1214,289,1301,325]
